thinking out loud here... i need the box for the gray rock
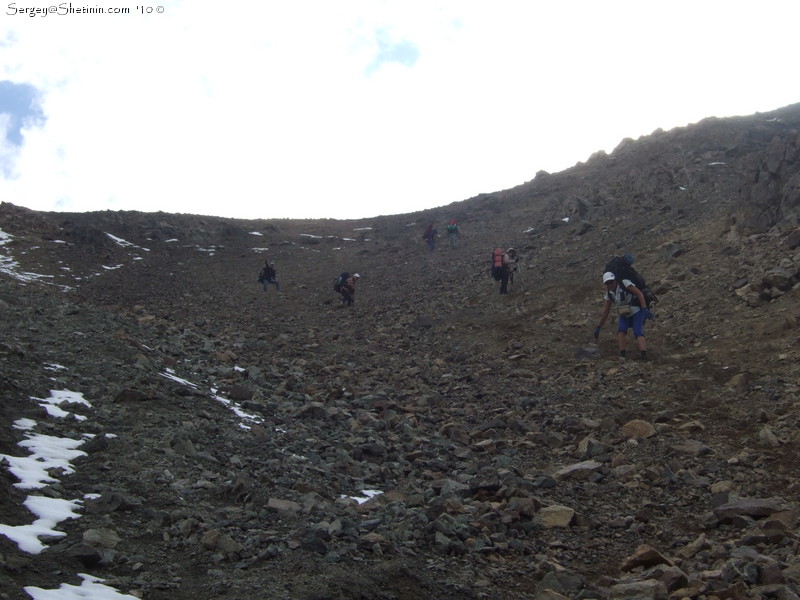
[84,491,142,514]
[82,528,121,549]
[608,578,667,599]
[714,498,791,521]
[669,439,710,456]
[65,543,103,568]
[554,460,603,480]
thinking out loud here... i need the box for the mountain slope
[1,102,799,600]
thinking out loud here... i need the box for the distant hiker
[422,223,438,253]
[594,271,652,359]
[257,260,280,292]
[338,272,360,306]
[491,247,518,295]
[503,248,519,293]
[446,219,460,248]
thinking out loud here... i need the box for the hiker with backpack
[594,270,652,359]
[446,219,460,248]
[491,247,518,294]
[603,253,658,308]
[257,260,280,293]
[422,223,438,253]
[334,272,360,306]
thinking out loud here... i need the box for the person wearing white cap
[340,273,360,307]
[594,271,649,359]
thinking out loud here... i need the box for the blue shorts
[618,309,645,337]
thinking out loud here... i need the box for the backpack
[257,267,268,282]
[491,248,504,281]
[333,272,349,293]
[604,256,658,307]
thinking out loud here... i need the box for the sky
[0,1,799,220]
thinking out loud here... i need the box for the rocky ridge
[1,102,800,600]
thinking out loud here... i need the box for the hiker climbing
[446,219,460,248]
[334,272,360,307]
[257,260,280,293]
[491,247,518,295]
[603,253,658,308]
[422,223,438,253]
[594,271,653,359]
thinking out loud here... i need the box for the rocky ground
[1,103,800,600]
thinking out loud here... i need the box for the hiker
[594,271,651,359]
[502,248,519,294]
[604,253,658,309]
[422,223,437,253]
[446,219,460,248]
[257,260,280,292]
[339,272,360,306]
[492,247,518,294]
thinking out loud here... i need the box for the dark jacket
[259,265,276,281]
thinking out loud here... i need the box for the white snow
[24,573,140,600]
[0,359,378,599]
[105,233,149,252]
[342,489,383,505]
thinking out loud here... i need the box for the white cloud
[0,113,21,176]
[0,0,799,218]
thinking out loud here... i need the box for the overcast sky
[1,0,798,220]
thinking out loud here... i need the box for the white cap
[602,272,616,283]
[353,273,360,278]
